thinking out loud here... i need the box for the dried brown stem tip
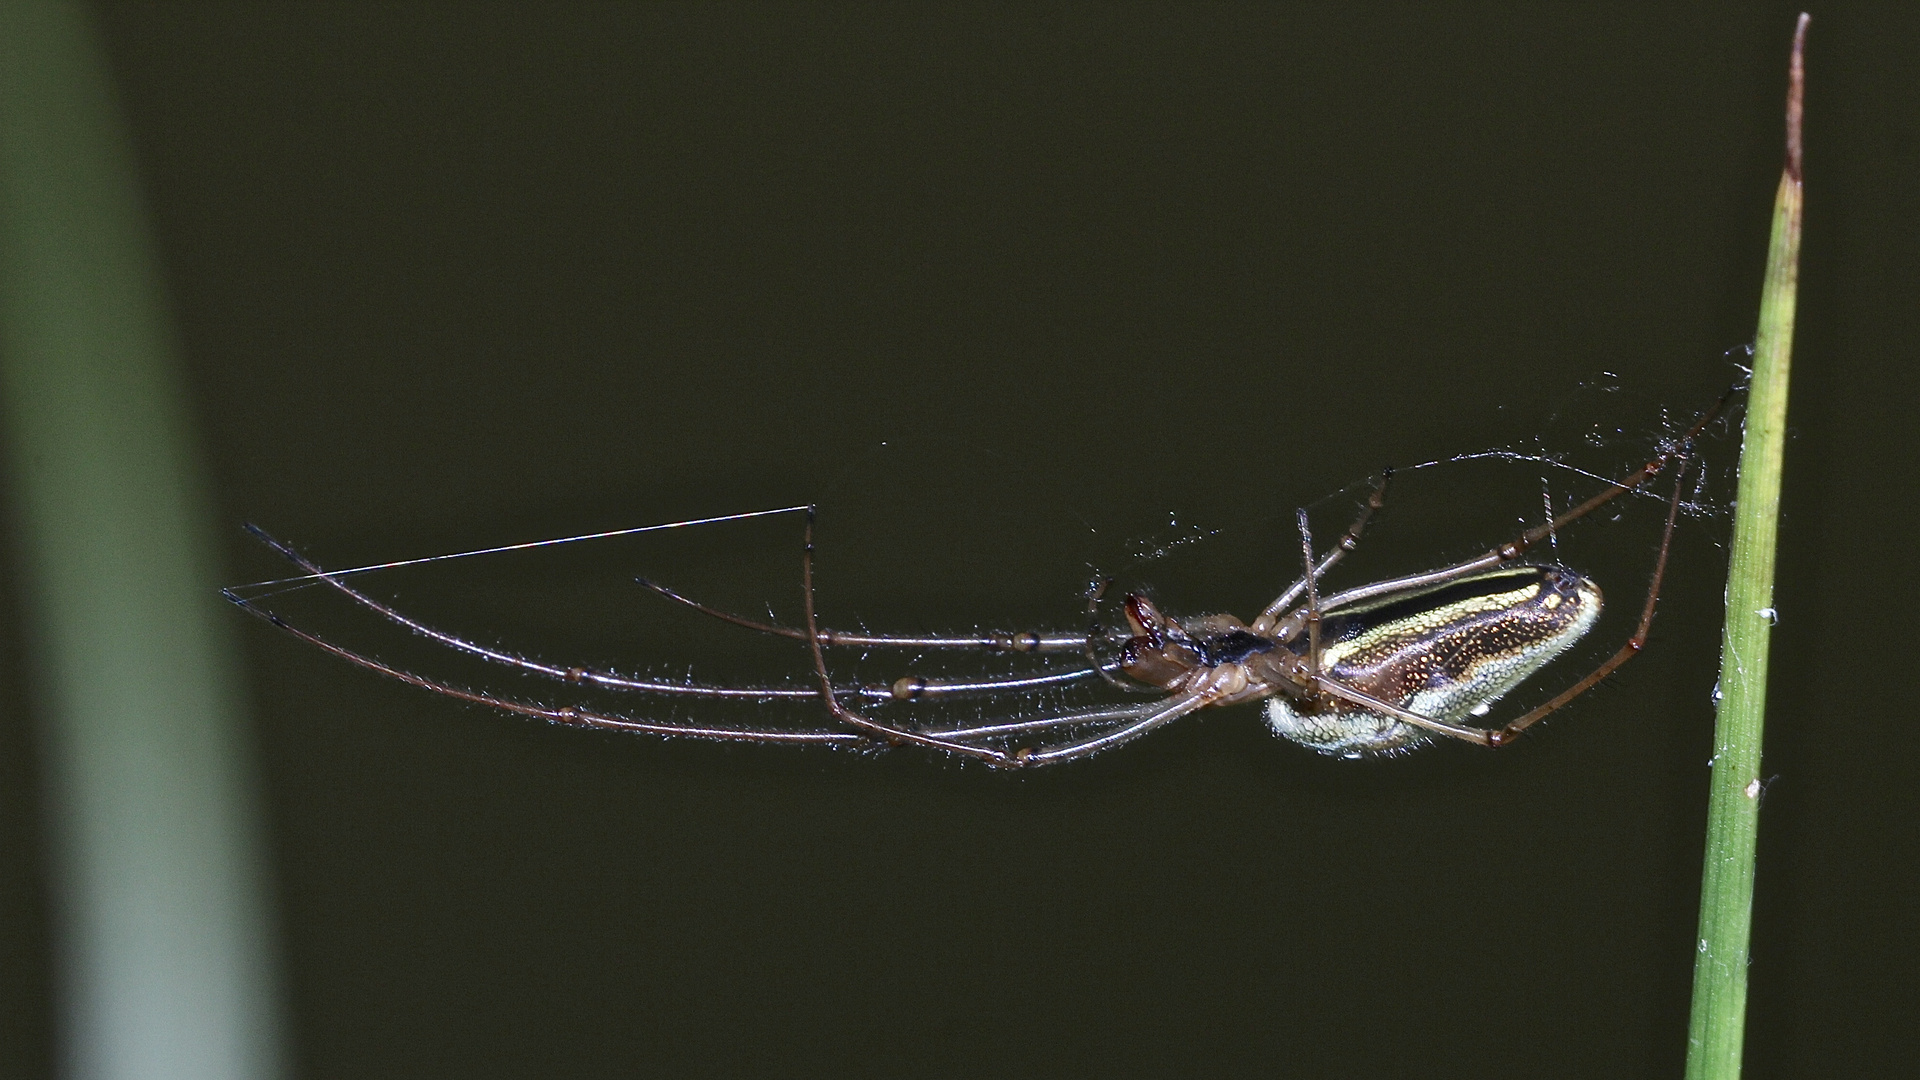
[1787,13,1808,183]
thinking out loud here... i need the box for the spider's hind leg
[1312,390,1731,618]
[1304,441,1697,750]
[1255,469,1392,631]
[1481,444,1695,745]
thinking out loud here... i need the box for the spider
[226,396,1725,768]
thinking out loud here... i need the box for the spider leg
[636,576,1086,652]
[799,508,1023,766]
[641,573,1138,700]
[1316,391,1729,613]
[922,701,1170,741]
[1298,508,1324,681]
[1311,443,1695,748]
[226,594,864,746]
[230,582,1171,761]
[1256,470,1392,628]
[1314,680,1504,746]
[1480,444,1694,745]
[885,665,1113,700]
[242,527,1116,706]
[1007,690,1221,767]
[236,525,845,700]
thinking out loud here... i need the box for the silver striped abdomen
[1265,565,1603,757]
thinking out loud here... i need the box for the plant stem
[0,2,283,1076]
[1683,14,1806,1079]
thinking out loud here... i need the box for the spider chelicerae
[226,395,1725,768]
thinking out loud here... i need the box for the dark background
[5,4,1916,1077]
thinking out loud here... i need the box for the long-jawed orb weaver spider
[225,395,1726,768]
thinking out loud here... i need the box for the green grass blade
[0,2,284,1076]
[1683,14,1807,1079]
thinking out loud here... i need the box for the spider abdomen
[1265,565,1603,757]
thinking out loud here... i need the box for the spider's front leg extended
[223,592,869,746]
